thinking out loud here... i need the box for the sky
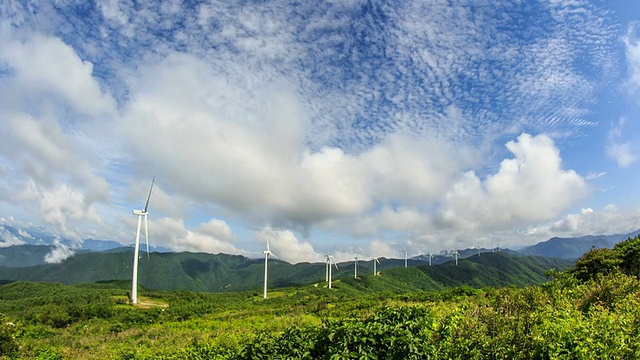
[1,0,640,264]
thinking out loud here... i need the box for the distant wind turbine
[263,235,278,299]
[372,256,380,275]
[327,255,338,289]
[453,249,459,266]
[402,250,408,268]
[476,243,481,256]
[325,255,330,282]
[354,256,358,278]
[131,177,154,305]
[428,251,433,266]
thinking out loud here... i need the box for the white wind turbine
[263,235,278,299]
[131,177,154,305]
[325,254,330,282]
[327,255,338,289]
[453,249,460,266]
[402,250,409,268]
[428,251,433,266]
[354,255,359,278]
[372,256,380,275]
[476,243,481,256]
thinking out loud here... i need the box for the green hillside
[0,250,571,294]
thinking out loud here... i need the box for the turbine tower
[372,256,380,275]
[428,251,433,266]
[402,250,408,268]
[325,255,330,282]
[354,256,358,278]
[131,177,154,305]
[453,249,459,266]
[327,255,338,289]
[263,236,278,299]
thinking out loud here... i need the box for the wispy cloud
[624,22,640,94]
[606,117,637,167]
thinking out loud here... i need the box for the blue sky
[0,0,640,263]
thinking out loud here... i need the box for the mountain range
[1,225,638,293]
[0,249,570,293]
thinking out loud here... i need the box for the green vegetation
[0,240,638,359]
[0,250,571,293]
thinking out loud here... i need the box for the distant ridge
[0,250,571,293]
[518,229,640,259]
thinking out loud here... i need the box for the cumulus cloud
[548,204,640,237]
[0,27,116,116]
[148,217,241,255]
[257,227,323,264]
[119,54,469,231]
[437,133,589,230]
[0,28,112,245]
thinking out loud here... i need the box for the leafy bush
[0,323,18,357]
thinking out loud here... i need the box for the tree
[570,247,621,282]
[614,236,640,277]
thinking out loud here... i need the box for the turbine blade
[144,176,155,213]
[144,214,149,260]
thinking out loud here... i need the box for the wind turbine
[325,255,330,282]
[354,255,358,278]
[476,243,481,256]
[372,256,380,275]
[263,235,278,299]
[428,251,433,266]
[131,177,154,305]
[453,249,460,266]
[326,255,338,289]
[402,250,408,268]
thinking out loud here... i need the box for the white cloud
[585,171,607,181]
[624,22,640,92]
[197,218,234,242]
[44,239,74,264]
[0,28,115,116]
[606,118,636,168]
[0,226,26,247]
[437,133,589,230]
[257,227,323,264]
[17,229,33,239]
[606,143,636,167]
[11,182,103,244]
[149,217,241,255]
[548,204,640,237]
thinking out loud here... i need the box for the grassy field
[0,267,639,359]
